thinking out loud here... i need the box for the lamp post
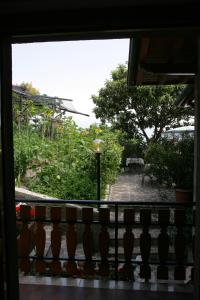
[93,139,103,202]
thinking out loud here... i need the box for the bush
[14,119,123,200]
[145,137,194,188]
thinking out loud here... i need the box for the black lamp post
[93,139,103,202]
[96,151,101,201]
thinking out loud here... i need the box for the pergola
[12,85,89,117]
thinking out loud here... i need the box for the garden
[13,92,123,200]
[13,76,194,203]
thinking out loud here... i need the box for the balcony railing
[16,199,195,283]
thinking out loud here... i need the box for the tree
[92,64,193,144]
[19,81,40,95]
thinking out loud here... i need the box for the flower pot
[175,188,193,203]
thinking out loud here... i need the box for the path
[108,173,176,202]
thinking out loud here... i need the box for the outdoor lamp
[93,138,103,153]
[93,139,103,203]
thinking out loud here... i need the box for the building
[162,126,194,140]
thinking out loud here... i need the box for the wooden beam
[0,37,19,300]
[170,37,185,61]
[140,62,196,74]
[127,38,140,87]
[139,37,150,61]
[194,36,200,300]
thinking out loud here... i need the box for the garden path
[108,172,176,202]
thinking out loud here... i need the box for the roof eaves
[127,37,140,89]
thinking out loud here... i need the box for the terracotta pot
[175,188,193,203]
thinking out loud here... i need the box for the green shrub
[14,119,123,200]
[145,137,194,188]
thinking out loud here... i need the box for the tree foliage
[18,82,40,95]
[92,64,193,143]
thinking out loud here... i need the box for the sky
[12,39,130,128]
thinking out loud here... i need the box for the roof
[12,85,89,117]
[128,36,196,88]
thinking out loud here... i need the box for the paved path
[108,173,176,202]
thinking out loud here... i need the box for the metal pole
[96,152,101,201]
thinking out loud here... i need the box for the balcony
[16,199,194,299]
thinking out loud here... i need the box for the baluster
[82,207,95,276]
[35,206,46,274]
[65,207,79,276]
[139,209,151,281]
[174,209,186,280]
[120,209,135,281]
[98,208,110,277]
[0,208,3,291]
[191,234,195,282]
[18,205,32,273]
[50,207,62,275]
[157,209,170,279]
[0,208,3,289]
[191,209,195,282]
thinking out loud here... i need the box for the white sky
[12,39,130,128]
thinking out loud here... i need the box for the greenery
[13,83,123,200]
[145,137,194,189]
[118,134,146,167]
[29,124,122,200]
[92,64,193,144]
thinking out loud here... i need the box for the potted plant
[145,137,194,202]
[171,137,194,202]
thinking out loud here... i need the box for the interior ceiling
[0,0,198,38]
[128,36,197,87]
[0,0,197,14]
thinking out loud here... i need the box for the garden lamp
[93,139,103,202]
[93,139,103,154]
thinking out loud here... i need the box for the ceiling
[0,1,198,39]
[0,0,197,14]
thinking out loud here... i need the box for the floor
[19,276,193,300]
[19,284,192,300]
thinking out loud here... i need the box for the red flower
[16,204,21,213]
[16,203,35,218]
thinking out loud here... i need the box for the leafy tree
[19,82,40,95]
[92,64,193,144]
